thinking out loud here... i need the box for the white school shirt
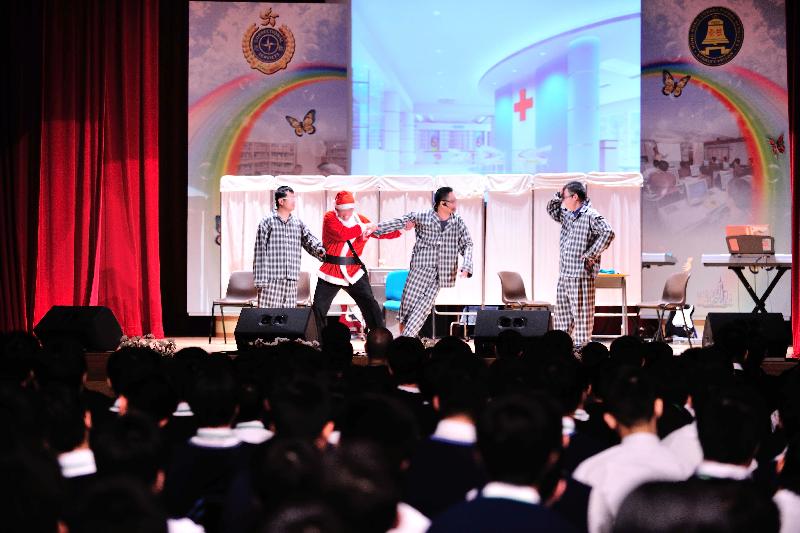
[662,421,703,474]
[774,489,800,533]
[58,448,97,478]
[573,432,688,533]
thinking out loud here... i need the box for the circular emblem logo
[688,7,743,66]
[242,9,295,76]
[251,27,286,64]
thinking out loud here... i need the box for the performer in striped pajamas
[547,181,615,349]
[253,185,326,308]
[375,187,473,338]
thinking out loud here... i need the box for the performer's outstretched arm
[547,193,564,222]
[299,220,326,261]
[458,219,473,277]
[584,215,615,262]
[374,212,417,236]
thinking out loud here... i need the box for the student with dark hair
[164,362,251,533]
[695,387,763,481]
[107,346,161,415]
[41,385,96,483]
[121,370,179,426]
[573,368,687,533]
[0,447,64,533]
[387,336,437,435]
[775,437,800,533]
[495,329,525,359]
[661,354,735,474]
[68,478,168,533]
[374,186,473,337]
[253,185,325,308]
[232,377,273,445]
[614,479,779,533]
[337,393,429,532]
[259,502,344,533]
[0,331,40,386]
[404,366,488,519]
[547,180,614,349]
[429,393,574,532]
[346,327,394,395]
[322,442,401,533]
[269,375,334,448]
[35,337,115,430]
[645,356,693,439]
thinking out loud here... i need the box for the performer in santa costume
[312,190,409,332]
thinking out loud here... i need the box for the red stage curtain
[0,1,42,332]
[789,2,799,356]
[34,0,163,336]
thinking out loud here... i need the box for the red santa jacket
[318,211,401,286]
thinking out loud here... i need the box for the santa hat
[334,190,356,210]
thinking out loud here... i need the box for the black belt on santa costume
[324,255,360,266]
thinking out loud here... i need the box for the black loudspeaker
[235,307,318,351]
[702,312,790,358]
[474,309,551,355]
[34,306,123,352]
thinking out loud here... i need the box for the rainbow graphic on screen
[643,61,788,222]
[188,64,347,187]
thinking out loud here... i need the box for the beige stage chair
[209,271,257,344]
[638,271,692,346]
[497,271,553,310]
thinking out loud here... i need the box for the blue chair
[383,270,409,315]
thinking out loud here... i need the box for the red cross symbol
[513,88,533,121]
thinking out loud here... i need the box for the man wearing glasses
[547,181,615,349]
[374,187,473,337]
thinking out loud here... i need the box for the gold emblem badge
[242,8,295,75]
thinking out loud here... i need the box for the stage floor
[182,335,700,356]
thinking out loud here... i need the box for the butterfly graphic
[662,70,691,97]
[767,134,785,157]
[285,109,316,137]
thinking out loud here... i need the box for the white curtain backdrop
[377,176,435,269]
[585,172,643,305]
[434,175,485,305]
[220,175,275,298]
[219,173,642,312]
[532,173,585,305]
[484,174,533,304]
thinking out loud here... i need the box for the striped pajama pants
[257,280,298,308]
[399,268,440,338]
[554,276,596,348]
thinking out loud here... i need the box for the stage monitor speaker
[474,309,551,356]
[702,312,790,358]
[34,306,123,352]
[235,307,318,351]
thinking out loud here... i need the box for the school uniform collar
[695,459,755,480]
[397,384,421,394]
[172,401,193,417]
[476,482,541,505]
[190,427,242,448]
[58,448,97,478]
[432,418,476,445]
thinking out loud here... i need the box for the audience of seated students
[573,367,688,533]
[428,393,575,532]
[3,326,800,533]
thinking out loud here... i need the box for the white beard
[337,211,360,228]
